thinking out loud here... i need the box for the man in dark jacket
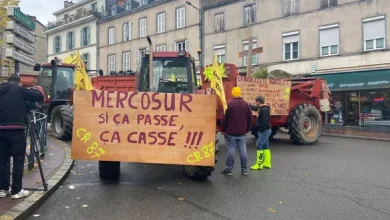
[0,74,44,199]
[221,87,252,176]
[250,96,272,170]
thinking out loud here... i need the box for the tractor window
[38,66,75,99]
[40,67,74,86]
[141,57,191,93]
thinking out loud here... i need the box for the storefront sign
[72,90,217,166]
[237,77,292,115]
[374,97,384,103]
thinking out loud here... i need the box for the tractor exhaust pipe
[146,36,153,92]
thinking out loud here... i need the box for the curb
[0,138,73,220]
[322,133,390,142]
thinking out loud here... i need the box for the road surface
[28,134,390,220]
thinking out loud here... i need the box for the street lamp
[186,1,203,69]
[186,1,199,11]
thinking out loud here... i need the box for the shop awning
[316,69,390,91]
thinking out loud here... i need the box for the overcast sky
[19,0,67,25]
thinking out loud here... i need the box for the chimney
[64,1,74,8]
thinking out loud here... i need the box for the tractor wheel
[288,104,322,145]
[51,105,73,140]
[99,161,120,180]
[182,138,219,181]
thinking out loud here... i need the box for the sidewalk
[0,136,73,220]
[322,126,390,142]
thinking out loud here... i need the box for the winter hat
[232,87,241,97]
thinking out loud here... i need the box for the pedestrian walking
[0,74,44,199]
[250,96,272,170]
[221,87,252,176]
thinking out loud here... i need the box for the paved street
[27,134,390,220]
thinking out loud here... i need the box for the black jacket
[250,104,271,132]
[0,82,44,129]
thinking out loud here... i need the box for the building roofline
[53,0,94,15]
[35,20,46,28]
[203,0,240,11]
[98,0,172,24]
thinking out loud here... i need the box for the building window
[108,27,115,45]
[80,26,90,47]
[125,0,131,10]
[91,3,97,12]
[283,31,300,61]
[174,40,189,52]
[123,52,131,71]
[243,4,256,25]
[111,4,116,15]
[176,7,186,29]
[54,36,61,53]
[319,24,339,56]
[214,45,226,63]
[282,0,299,17]
[157,12,166,33]
[320,0,337,9]
[136,48,147,70]
[66,31,75,50]
[156,45,166,51]
[139,18,147,38]
[140,0,148,6]
[214,13,225,32]
[108,55,116,73]
[363,16,386,51]
[82,53,90,70]
[123,22,132,41]
[243,40,258,66]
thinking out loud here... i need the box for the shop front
[316,69,390,130]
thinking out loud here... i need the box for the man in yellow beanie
[221,87,252,176]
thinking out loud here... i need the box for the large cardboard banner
[237,76,292,115]
[71,90,217,166]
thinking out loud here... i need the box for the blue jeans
[224,134,247,172]
[256,129,272,150]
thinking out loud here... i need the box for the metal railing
[46,8,101,30]
[23,110,49,191]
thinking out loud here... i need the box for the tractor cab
[33,59,75,102]
[137,50,198,93]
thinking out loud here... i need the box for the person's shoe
[221,169,232,176]
[250,150,264,170]
[263,149,272,169]
[241,170,248,176]
[11,189,30,199]
[0,190,10,198]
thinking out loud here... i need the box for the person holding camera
[0,74,44,199]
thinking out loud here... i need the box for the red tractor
[18,59,103,140]
[200,64,331,145]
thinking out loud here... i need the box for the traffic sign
[7,6,36,31]
[6,21,36,43]
[6,35,36,55]
[5,49,36,67]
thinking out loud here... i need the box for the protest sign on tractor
[71,90,217,167]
